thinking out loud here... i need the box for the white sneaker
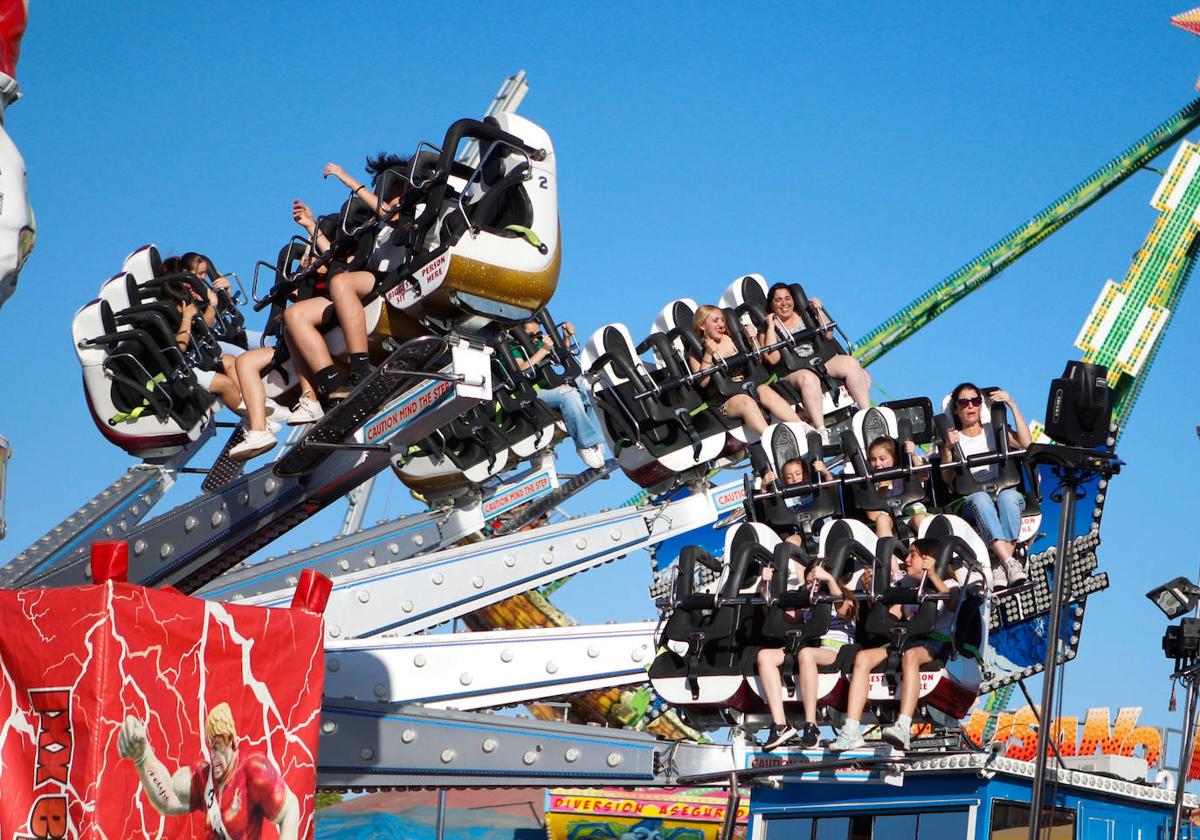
[991,561,1008,590]
[578,444,606,470]
[828,728,865,752]
[287,397,325,425]
[880,722,911,751]
[267,416,282,435]
[1004,559,1028,586]
[228,429,278,462]
[818,427,832,447]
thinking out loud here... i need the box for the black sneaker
[799,722,821,748]
[763,724,798,752]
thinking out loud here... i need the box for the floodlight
[1146,577,1200,620]
[1044,361,1113,448]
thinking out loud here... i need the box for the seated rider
[507,319,607,470]
[689,305,803,437]
[228,247,327,463]
[940,382,1032,587]
[864,436,927,538]
[161,278,243,414]
[762,456,834,546]
[759,283,871,441]
[829,538,960,752]
[284,153,410,405]
[757,560,856,751]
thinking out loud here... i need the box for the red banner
[0,579,324,839]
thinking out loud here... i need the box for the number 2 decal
[538,176,548,189]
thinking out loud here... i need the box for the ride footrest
[275,337,449,479]
[201,426,247,493]
[494,458,616,536]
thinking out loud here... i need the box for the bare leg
[725,394,769,436]
[992,539,1015,563]
[757,648,788,726]
[786,369,826,429]
[756,383,801,424]
[867,509,895,538]
[798,646,838,724]
[220,353,241,393]
[845,646,889,723]
[826,354,872,408]
[899,646,935,719]
[283,297,335,375]
[207,372,242,413]
[328,270,377,355]
[234,348,275,433]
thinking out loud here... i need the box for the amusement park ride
[6,18,1200,840]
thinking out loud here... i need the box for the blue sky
[3,2,1200,746]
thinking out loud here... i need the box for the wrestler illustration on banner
[0,0,34,313]
[117,702,300,840]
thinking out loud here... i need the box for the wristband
[353,185,365,196]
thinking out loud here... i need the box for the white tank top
[958,428,998,483]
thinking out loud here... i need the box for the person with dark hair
[759,283,871,441]
[284,153,411,404]
[828,538,961,752]
[160,278,244,414]
[506,319,606,469]
[940,382,1032,587]
[180,251,232,294]
[757,555,856,751]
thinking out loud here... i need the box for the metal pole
[1028,470,1079,840]
[1016,679,1067,770]
[1171,676,1199,840]
[719,772,741,840]
[436,789,448,840]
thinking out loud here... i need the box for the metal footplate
[239,491,716,639]
[275,336,458,478]
[20,345,491,593]
[201,426,247,493]
[324,621,658,709]
[494,458,618,535]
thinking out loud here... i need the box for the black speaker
[1044,361,1114,448]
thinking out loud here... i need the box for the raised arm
[991,389,1032,448]
[292,200,331,254]
[324,162,382,217]
[117,717,194,816]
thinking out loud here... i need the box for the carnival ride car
[2,80,1199,796]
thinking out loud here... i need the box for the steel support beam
[242,491,715,639]
[324,621,657,709]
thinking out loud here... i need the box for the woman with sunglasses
[940,382,1032,585]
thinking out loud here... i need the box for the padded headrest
[717,273,768,311]
[99,299,117,335]
[147,246,163,278]
[276,241,307,277]
[918,514,988,587]
[671,300,696,334]
[719,522,780,595]
[842,406,899,476]
[762,422,812,475]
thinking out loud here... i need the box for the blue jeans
[963,488,1025,544]
[537,384,604,450]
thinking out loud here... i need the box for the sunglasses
[956,396,983,408]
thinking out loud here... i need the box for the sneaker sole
[229,440,277,463]
[880,731,909,750]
